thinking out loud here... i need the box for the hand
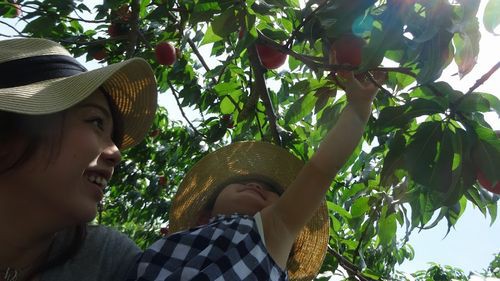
[341,71,386,121]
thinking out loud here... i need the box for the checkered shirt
[128,214,288,281]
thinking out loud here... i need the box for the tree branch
[466,60,500,95]
[247,43,282,145]
[327,247,377,281]
[186,37,241,112]
[187,37,214,82]
[167,81,207,139]
[68,10,107,23]
[0,20,25,37]
[57,36,128,46]
[259,30,415,76]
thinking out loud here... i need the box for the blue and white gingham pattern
[127,214,288,281]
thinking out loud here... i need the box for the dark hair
[0,110,64,173]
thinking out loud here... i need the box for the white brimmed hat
[0,38,157,149]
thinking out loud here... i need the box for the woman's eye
[88,117,105,130]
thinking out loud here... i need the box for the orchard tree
[1,0,499,280]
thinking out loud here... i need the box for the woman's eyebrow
[76,103,111,119]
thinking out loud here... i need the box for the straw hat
[0,38,157,149]
[169,141,330,281]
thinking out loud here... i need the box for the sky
[1,0,498,277]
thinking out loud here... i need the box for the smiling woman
[0,38,157,281]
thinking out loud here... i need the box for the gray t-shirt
[40,225,141,281]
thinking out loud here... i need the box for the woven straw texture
[0,38,157,149]
[169,141,330,281]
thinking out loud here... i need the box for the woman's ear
[196,209,211,226]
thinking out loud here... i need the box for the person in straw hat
[128,70,382,281]
[0,38,157,281]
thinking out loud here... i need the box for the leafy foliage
[2,0,499,279]
[412,263,468,281]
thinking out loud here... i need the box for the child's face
[210,180,280,217]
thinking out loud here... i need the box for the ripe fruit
[331,34,365,66]
[160,227,169,235]
[116,5,131,22]
[477,170,500,194]
[92,48,107,61]
[149,129,160,138]
[330,34,366,78]
[155,42,176,66]
[158,176,168,186]
[221,114,234,129]
[107,23,128,37]
[256,44,287,70]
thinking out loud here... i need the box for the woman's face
[1,90,121,225]
[210,180,280,217]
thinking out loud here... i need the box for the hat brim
[169,141,329,281]
[0,58,157,149]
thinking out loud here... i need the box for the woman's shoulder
[85,224,138,248]
[40,225,141,281]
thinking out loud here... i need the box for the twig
[186,37,241,111]
[167,81,207,138]
[365,72,401,102]
[187,37,214,82]
[57,36,128,46]
[259,30,415,76]
[247,43,282,145]
[0,21,25,37]
[327,247,377,281]
[465,60,500,95]
[68,10,107,23]
[285,0,330,47]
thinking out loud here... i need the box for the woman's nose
[101,141,122,167]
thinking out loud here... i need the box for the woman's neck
[0,193,58,271]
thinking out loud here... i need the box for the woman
[0,38,157,281]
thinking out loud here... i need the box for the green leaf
[23,16,57,36]
[428,128,455,193]
[327,202,352,219]
[213,81,240,95]
[211,7,239,38]
[487,200,497,226]
[377,99,444,133]
[452,28,479,78]
[404,121,443,187]
[477,92,500,116]
[201,25,223,45]
[220,97,236,114]
[350,197,370,218]
[381,131,406,186]
[455,93,491,113]
[416,31,453,83]
[483,0,500,35]
[284,92,317,123]
[378,212,397,246]
[474,139,500,182]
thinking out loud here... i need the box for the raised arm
[261,73,383,267]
